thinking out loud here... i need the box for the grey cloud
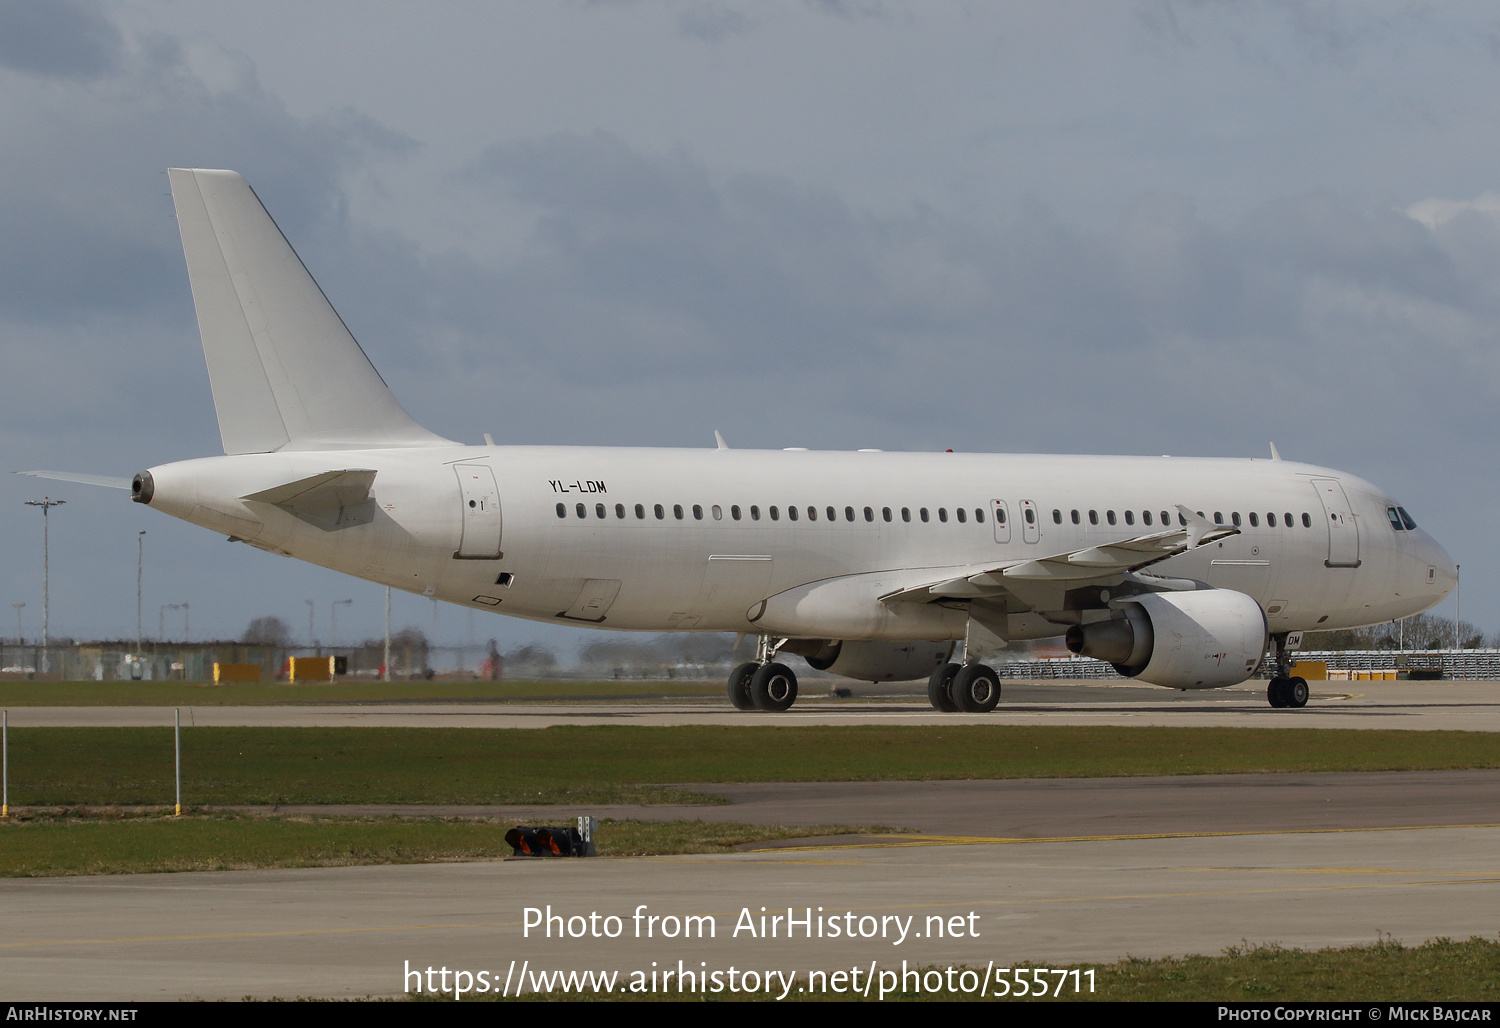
[0,0,121,78]
[677,3,756,41]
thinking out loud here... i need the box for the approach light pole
[383,586,391,682]
[330,599,351,649]
[136,531,145,656]
[305,599,315,654]
[11,603,23,647]
[160,603,183,641]
[24,498,64,675]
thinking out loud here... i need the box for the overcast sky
[2,0,1497,655]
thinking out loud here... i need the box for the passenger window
[956,508,967,524]
[556,503,566,519]
[862,506,873,522]
[920,508,930,523]
[615,503,625,519]
[712,505,723,521]
[654,504,665,520]
[1071,510,1080,525]
[750,505,760,521]
[996,507,1007,524]
[1142,510,1153,526]
[635,503,645,519]
[1213,512,1223,525]
[770,506,780,521]
[788,506,799,521]
[731,505,742,521]
[938,508,949,523]
[1161,511,1170,526]
[674,504,684,520]
[1088,510,1098,526]
[1106,510,1117,526]
[1248,512,1258,527]
[692,504,703,520]
[977,508,986,523]
[1302,513,1312,528]
[882,507,892,522]
[1231,512,1241,527]
[1178,513,1188,526]
[902,507,911,523]
[845,506,855,522]
[576,503,587,519]
[596,503,606,519]
[1052,509,1062,524]
[828,506,839,521]
[1267,512,1276,527]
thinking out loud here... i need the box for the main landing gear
[727,637,799,712]
[1266,632,1309,709]
[927,661,1001,713]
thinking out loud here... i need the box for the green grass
[1,725,1498,806]
[0,811,897,876]
[0,679,721,706]
[467,939,1500,1002]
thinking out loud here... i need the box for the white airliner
[25,170,1457,711]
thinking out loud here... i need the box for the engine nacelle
[1065,589,1267,690]
[794,639,956,683]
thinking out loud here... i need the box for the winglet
[714,430,729,450]
[1176,504,1237,549]
[1269,442,1282,461]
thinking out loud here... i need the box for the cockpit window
[1398,507,1417,530]
[1387,507,1404,531]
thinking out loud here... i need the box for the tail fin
[167,168,449,453]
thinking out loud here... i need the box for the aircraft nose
[1419,531,1458,600]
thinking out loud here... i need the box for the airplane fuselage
[141,444,1454,644]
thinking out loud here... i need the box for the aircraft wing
[881,506,1238,604]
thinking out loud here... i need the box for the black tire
[750,662,798,712]
[1287,677,1309,708]
[928,662,960,712]
[951,664,1001,713]
[727,662,757,710]
[1267,678,1288,708]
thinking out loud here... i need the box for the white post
[383,587,391,683]
[174,707,181,817]
[3,710,8,819]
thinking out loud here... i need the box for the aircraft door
[454,464,503,559]
[1310,478,1360,568]
[1019,499,1040,543]
[991,500,1011,544]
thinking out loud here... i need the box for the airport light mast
[23,498,64,675]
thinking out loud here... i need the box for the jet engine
[1064,589,1267,690]
[790,639,956,683]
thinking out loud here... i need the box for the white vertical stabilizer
[168,168,449,454]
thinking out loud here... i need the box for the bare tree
[242,616,292,647]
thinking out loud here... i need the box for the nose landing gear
[1266,632,1309,709]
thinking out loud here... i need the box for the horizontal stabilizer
[14,470,131,490]
[168,168,449,454]
[242,469,377,509]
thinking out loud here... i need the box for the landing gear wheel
[727,662,757,710]
[951,664,1001,713]
[750,662,798,712]
[1267,677,1288,708]
[928,663,960,712]
[1287,677,1309,708]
